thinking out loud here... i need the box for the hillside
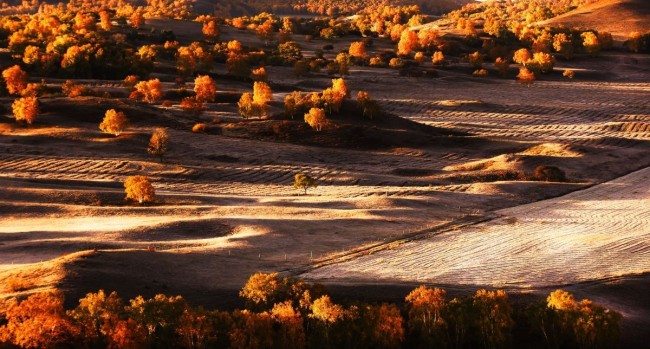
[539,0,650,39]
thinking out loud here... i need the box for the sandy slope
[539,0,650,39]
[304,166,650,287]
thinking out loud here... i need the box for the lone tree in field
[2,65,28,95]
[293,173,317,195]
[147,128,169,162]
[12,97,39,125]
[124,175,155,204]
[193,75,216,102]
[99,109,128,136]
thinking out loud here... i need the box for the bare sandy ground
[303,165,650,286]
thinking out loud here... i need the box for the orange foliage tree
[69,290,124,347]
[348,41,367,59]
[271,301,305,349]
[124,175,155,204]
[2,65,28,95]
[131,79,163,104]
[357,91,380,119]
[12,96,39,125]
[304,107,327,131]
[517,67,535,85]
[581,31,600,55]
[397,29,418,56]
[473,289,513,349]
[0,291,80,348]
[202,19,220,41]
[194,75,216,102]
[99,109,128,136]
[147,127,169,162]
[405,286,447,347]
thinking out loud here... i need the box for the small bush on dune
[533,165,566,182]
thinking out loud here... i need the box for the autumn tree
[405,286,447,348]
[240,272,283,310]
[99,109,128,136]
[581,31,600,55]
[238,93,257,119]
[227,53,251,78]
[194,75,216,102]
[304,107,327,131]
[130,10,145,29]
[124,175,155,204]
[397,29,418,56]
[202,19,220,41]
[256,20,275,42]
[309,295,344,346]
[180,97,206,115]
[99,10,112,31]
[517,67,535,85]
[473,289,513,349]
[494,57,510,76]
[131,79,163,104]
[553,33,574,59]
[12,96,39,125]
[294,60,310,78]
[251,67,267,82]
[349,41,367,59]
[432,51,446,66]
[367,304,404,349]
[230,310,274,349]
[467,51,484,68]
[0,291,80,348]
[294,173,318,194]
[284,91,305,119]
[2,65,28,95]
[252,81,272,116]
[512,48,532,65]
[271,301,306,349]
[69,290,124,347]
[147,127,169,162]
[357,91,380,119]
[128,294,187,345]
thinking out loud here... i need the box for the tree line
[0,272,621,349]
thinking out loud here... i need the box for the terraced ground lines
[303,166,650,288]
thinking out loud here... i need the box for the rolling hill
[539,0,650,39]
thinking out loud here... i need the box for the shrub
[124,175,155,204]
[192,123,207,133]
[563,69,575,79]
[472,69,488,77]
[62,80,87,97]
[533,165,566,182]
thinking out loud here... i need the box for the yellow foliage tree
[304,107,327,131]
[193,75,216,102]
[99,109,128,136]
[124,175,155,204]
[147,127,169,162]
[12,96,39,125]
[2,65,28,95]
